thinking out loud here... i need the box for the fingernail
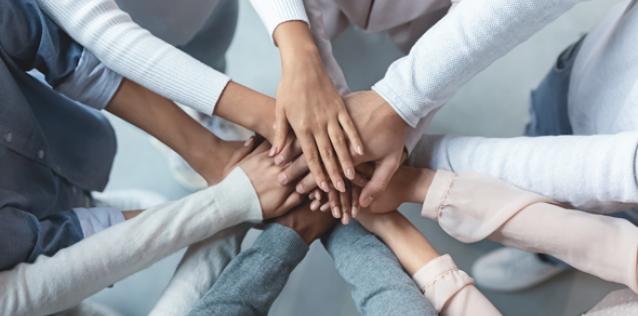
[320,181,330,192]
[311,200,320,211]
[351,206,359,218]
[278,173,288,184]
[345,169,355,180]
[320,203,330,212]
[342,214,350,225]
[332,207,341,218]
[296,183,305,193]
[336,180,346,192]
[356,145,364,155]
[243,137,254,147]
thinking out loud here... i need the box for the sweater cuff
[73,207,125,238]
[421,170,455,219]
[372,80,430,128]
[250,0,309,43]
[214,167,264,223]
[412,254,474,312]
[253,223,309,265]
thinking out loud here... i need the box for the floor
[90,0,625,315]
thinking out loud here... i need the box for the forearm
[213,81,276,142]
[0,168,261,316]
[105,79,224,176]
[372,0,585,127]
[411,132,638,212]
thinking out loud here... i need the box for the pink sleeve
[422,171,638,293]
[413,254,501,316]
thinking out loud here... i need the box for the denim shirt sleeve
[0,0,83,87]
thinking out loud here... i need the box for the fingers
[298,131,331,193]
[274,136,301,166]
[339,189,351,225]
[327,122,355,181]
[279,155,309,186]
[271,192,304,219]
[338,111,364,156]
[295,173,317,194]
[328,189,340,219]
[360,155,401,208]
[351,186,361,218]
[309,189,322,211]
[315,130,345,192]
[271,105,288,156]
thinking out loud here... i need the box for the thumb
[359,156,400,208]
[270,106,288,157]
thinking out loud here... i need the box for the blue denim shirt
[0,0,116,270]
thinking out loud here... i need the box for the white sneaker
[150,107,251,191]
[471,247,568,292]
[92,189,167,211]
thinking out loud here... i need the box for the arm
[187,204,335,316]
[421,170,638,293]
[371,0,587,128]
[0,143,304,316]
[409,132,638,211]
[252,0,363,193]
[323,221,437,316]
[359,212,501,316]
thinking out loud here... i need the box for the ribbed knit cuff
[372,81,423,128]
[253,223,309,265]
[421,170,455,220]
[412,254,474,312]
[250,0,309,43]
[212,167,264,223]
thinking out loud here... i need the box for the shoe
[471,247,568,292]
[92,189,167,211]
[59,300,121,316]
[150,107,251,191]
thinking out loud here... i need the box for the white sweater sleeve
[409,133,638,212]
[0,168,262,316]
[36,0,230,115]
[250,0,310,41]
[372,0,587,128]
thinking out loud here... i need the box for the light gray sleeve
[323,222,437,316]
[54,50,123,110]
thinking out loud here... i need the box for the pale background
[91,0,624,315]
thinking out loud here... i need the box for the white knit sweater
[37,0,230,115]
[0,168,262,316]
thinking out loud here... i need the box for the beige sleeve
[413,254,501,316]
[422,171,638,293]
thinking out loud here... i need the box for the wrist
[215,82,276,141]
[400,168,435,204]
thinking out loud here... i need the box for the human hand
[238,138,304,219]
[274,202,337,244]
[279,90,411,211]
[272,21,364,194]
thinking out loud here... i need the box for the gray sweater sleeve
[188,223,308,316]
[323,222,437,316]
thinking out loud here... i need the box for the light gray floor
[91,1,625,315]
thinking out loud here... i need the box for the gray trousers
[188,222,436,316]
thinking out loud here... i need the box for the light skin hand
[273,21,364,194]
[239,139,305,219]
[281,90,412,218]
